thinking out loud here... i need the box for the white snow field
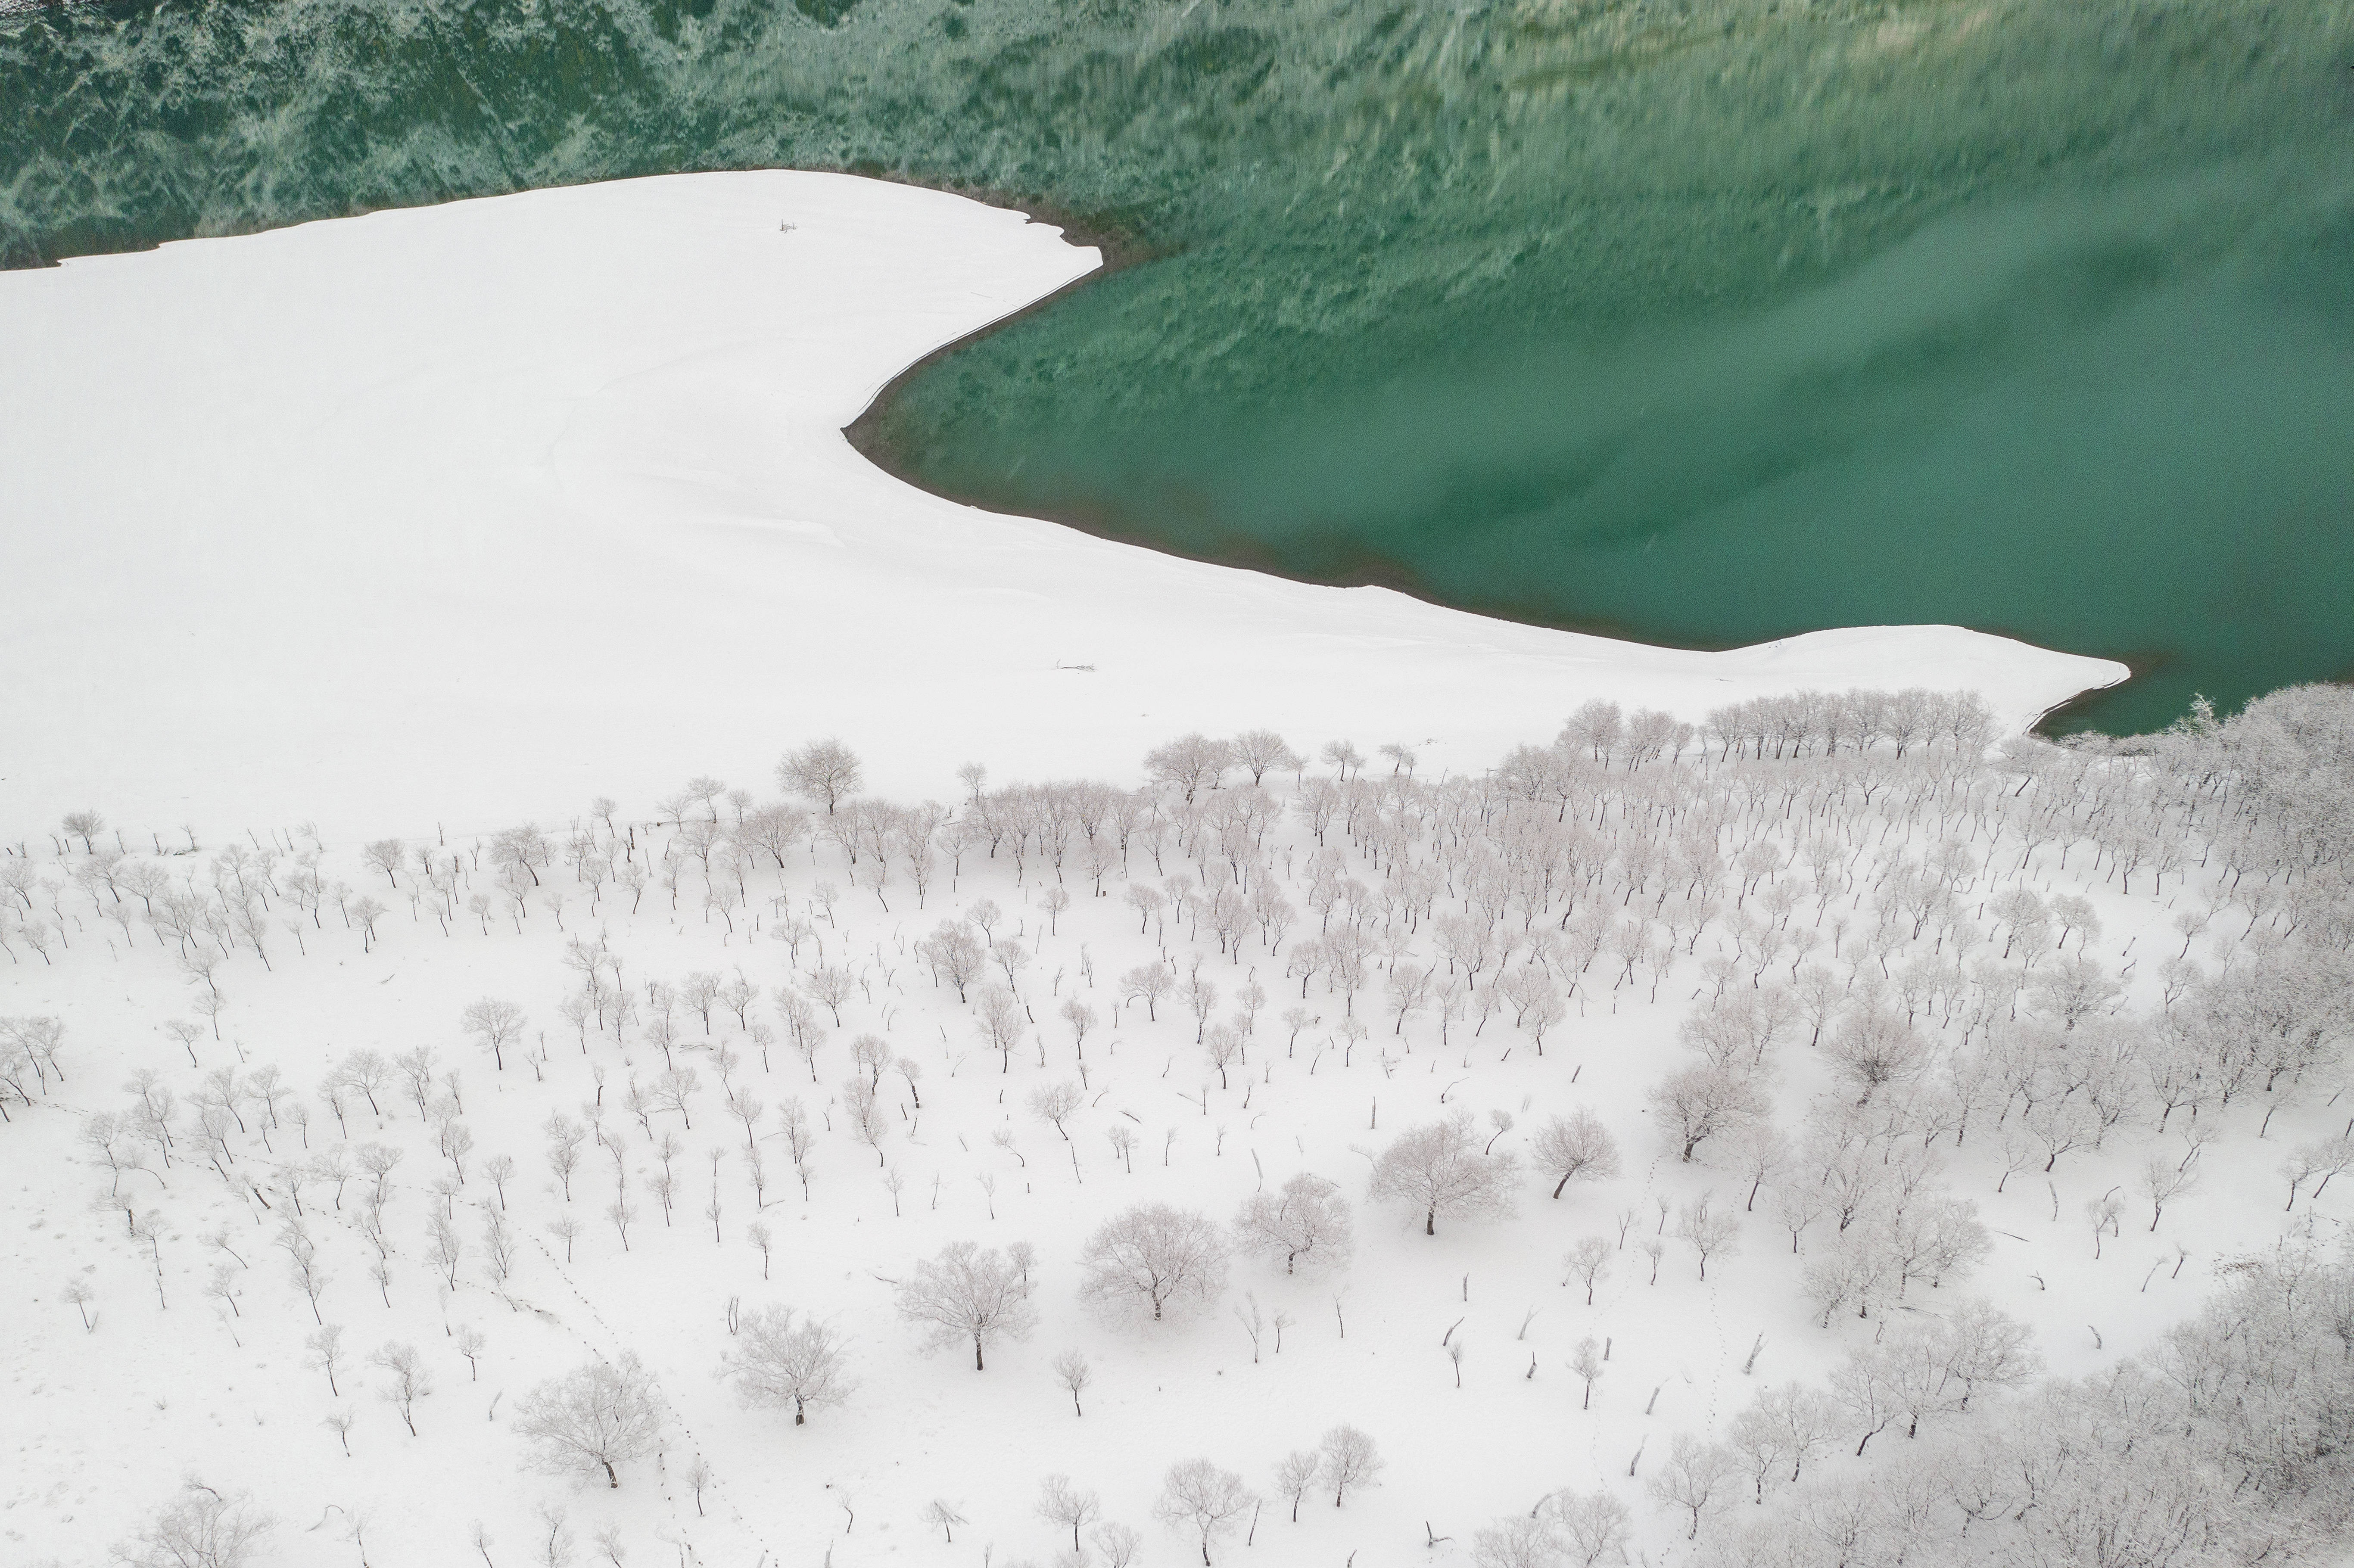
[3,706,2350,1568]
[0,170,2122,843]
[3,173,2348,1568]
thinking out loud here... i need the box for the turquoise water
[6,0,2351,731]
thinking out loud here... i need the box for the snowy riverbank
[0,171,2124,842]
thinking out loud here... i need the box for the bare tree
[1060,998,1099,1058]
[2281,1135,2353,1213]
[1318,1425,1384,1506]
[1471,1513,1563,1568]
[1145,735,1236,803]
[304,1323,346,1396]
[1571,1335,1605,1409]
[1037,1475,1103,1552]
[1203,1022,1245,1086]
[1155,1458,1255,1565]
[1121,961,1176,1022]
[1124,885,1167,936]
[1080,1204,1230,1323]
[975,984,1026,1071]
[720,1304,852,1425]
[1550,1491,1632,1567]
[1647,1432,1739,1539]
[1054,1348,1092,1415]
[1532,1109,1622,1200]
[1828,1341,1904,1455]
[1234,1172,1354,1276]
[1565,1236,1613,1305]
[462,998,527,1072]
[1183,971,1220,1042]
[337,1049,393,1119]
[1728,1123,1791,1212]
[1672,1192,1741,1280]
[1028,1080,1085,1141]
[915,921,986,1004]
[370,1341,431,1436]
[1230,729,1304,785]
[1273,1448,1320,1521]
[515,1354,664,1487]
[545,1114,586,1202]
[774,989,827,1081]
[1823,1011,1932,1104]
[895,1241,1040,1371]
[113,1481,273,1568]
[777,740,863,814]
[804,964,857,1029]
[1093,1521,1144,1568]
[1369,1113,1520,1235]
[841,1077,888,1164]
[921,1499,967,1543]
[1647,1066,1767,1163]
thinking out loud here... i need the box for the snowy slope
[5,745,2346,1568]
[0,171,2122,844]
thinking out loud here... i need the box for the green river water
[6,0,2351,733]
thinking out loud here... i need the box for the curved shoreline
[0,171,2129,840]
[836,184,2146,743]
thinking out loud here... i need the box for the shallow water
[7,0,2351,732]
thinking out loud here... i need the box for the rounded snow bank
[0,172,2126,838]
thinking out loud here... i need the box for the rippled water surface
[7,0,2351,731]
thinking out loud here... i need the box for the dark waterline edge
[0,155,2165,739]
[839,185,2157,744]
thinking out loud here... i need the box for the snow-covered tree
[1565,1235,1613,1305]
[1154,1458,1255,1565]
[1080,1204,1229,1323]
[1648,1065,1766,1163]
[720,1305,852,1425]
[1549,1490,1632,1567]
[777,740,863,814]
[113,1482,273,1568]
[1369,1113,1519,1235]
[1317,1424,1383,1506]
[1233,1172,1354,1276]
[369,1341,431,1437]
[461,998,526,1072]
[1532,1108,1622,1199]
[1146,735,1236,803]
[514,1354,664,1488]
[1647,1432,1740,1539]
[1037,1475,1102,1552]
[894,1240,1039,1371]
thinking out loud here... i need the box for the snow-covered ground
[4,727,2346,1568]
[8,173,2341,1568]
[0,171,2121,843]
